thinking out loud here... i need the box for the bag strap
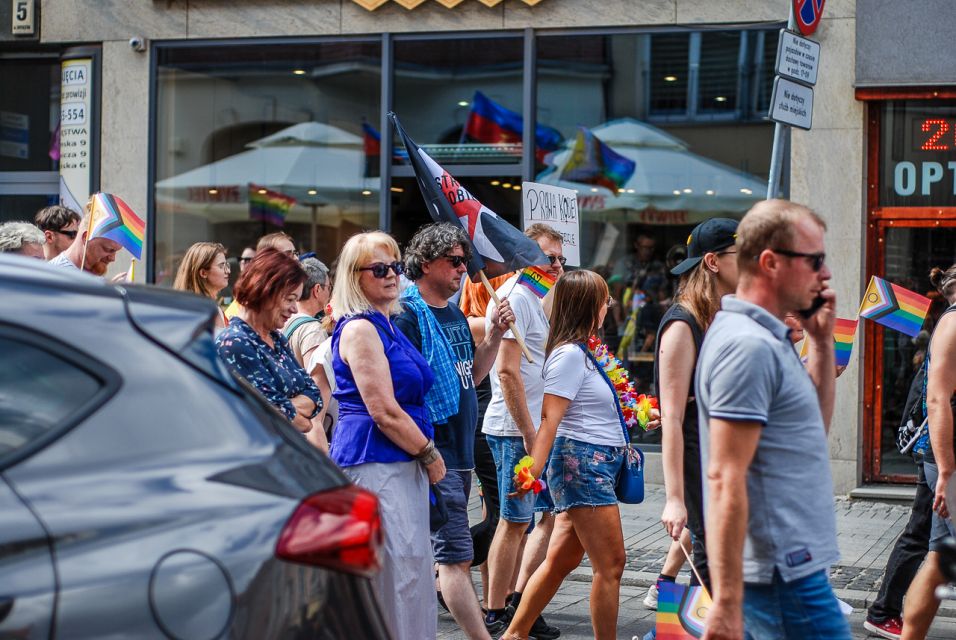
[577,343,630,446]
[283,315,319,340]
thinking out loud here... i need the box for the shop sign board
[0,111,29,159]
[775,29,820,86]
[59,57,93,212]
[769,77,813,130]
[522,181,580,267]
[793,0,825,36]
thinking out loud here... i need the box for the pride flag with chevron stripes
[859,276,932,337]
[655,581,710,639]
[88,193,146,260]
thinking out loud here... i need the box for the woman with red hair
[216,248,321,432]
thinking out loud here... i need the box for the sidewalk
[437,484,956,639]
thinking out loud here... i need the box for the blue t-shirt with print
[395,302,478,470]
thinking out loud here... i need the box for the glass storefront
[151,27,782,446]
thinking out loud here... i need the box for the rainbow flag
[516,265,556,299]
[559,126,635,192]
[656,581,710,639]
[88,193,146,260]
[249,184,296,227]
[859,276,932,337]
[463,91,563,163]
[798,317,859,367]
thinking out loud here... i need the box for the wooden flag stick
[679,539,713,602]
[79,202,96,272]
[478,269,534,364]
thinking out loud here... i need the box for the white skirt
[344,460,436,640]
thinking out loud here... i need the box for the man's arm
[497,338,536,454]
[928,312,956,517]
[473,299,513,385]
[702,418,762,640]
[802,288,837,431]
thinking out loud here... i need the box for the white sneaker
[643,583,659,609]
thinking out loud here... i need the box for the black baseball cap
[670,218,739,275]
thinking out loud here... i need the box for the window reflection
[153,41,381,286]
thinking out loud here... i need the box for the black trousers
[867,460,933,622]
[684,442,711,589]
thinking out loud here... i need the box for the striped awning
[351,0,544,9]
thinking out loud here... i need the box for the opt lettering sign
[769,77,813,130]
[775,30,820,86]
[522,181,580,267]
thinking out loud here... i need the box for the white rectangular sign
[775,29,820,86]
[769,77,813,130]
[59,58,93,212]
[11,0,34,35]
[522,181,580,267]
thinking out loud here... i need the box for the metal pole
[766,4,797,200]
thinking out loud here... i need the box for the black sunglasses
[443,255,468,268]
[239,257,254,263]
[547,254,567,267]
[769,248,826,272]
[56,228,78,239]
[358,261,405,278]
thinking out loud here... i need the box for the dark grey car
[0,255,391,639]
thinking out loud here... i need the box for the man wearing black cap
[647,217,739,611]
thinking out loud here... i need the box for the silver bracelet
[415,439,439,466]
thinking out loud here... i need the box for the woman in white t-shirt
[502,269,628,640]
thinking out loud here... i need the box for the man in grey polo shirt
[697,199,849,640]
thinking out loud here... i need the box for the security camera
[129,36,146,53]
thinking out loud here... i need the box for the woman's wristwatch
[415,439,440,466]
[306,398,322,420]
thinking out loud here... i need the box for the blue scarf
[401,284,460,424]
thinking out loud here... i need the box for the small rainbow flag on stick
[656,581,710,639]
[799,317,860,367]
[249,184,296,227]
[859,276,932,337]
[88,193,146,260]
[515,265,556,299]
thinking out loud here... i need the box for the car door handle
[0,597,13,623]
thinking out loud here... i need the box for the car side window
[0,337,102,463]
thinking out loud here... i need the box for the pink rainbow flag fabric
[88,193,146,260]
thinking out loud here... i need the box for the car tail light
[276,485,383,578]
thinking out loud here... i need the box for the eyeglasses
[213,261,230,271]
[443,255,468,268]
[547,254,567,267]
[56,228,78,239]
[239,257,254,263]
[716,250,737,257]
[770,248,826,272]
[358,261,405,278]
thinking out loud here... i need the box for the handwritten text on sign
[522,181,580,267]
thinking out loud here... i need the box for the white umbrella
[536,118,765,225]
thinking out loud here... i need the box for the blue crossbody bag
[578,343,645,504]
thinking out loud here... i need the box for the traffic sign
[776,30,820,86]
[793,0,825,36]
[769,77,813,130]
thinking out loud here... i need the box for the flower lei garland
[586,335,658,430]
[514,455,545,494]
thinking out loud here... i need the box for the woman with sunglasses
[216,248,321,433]
[328,231,445,640]
[502,269,630,640]
[173,241,231,330]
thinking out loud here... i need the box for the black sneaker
[528,614,561,640]
[484,608,513,635]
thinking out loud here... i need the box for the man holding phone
[696,199,848,639]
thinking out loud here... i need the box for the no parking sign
[793,0,825,35]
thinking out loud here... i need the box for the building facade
[3,0,955,494]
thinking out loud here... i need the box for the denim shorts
[742,569,850,639]
[431,469,474,565]
[485,434,554,524]
[923,461,956,551]
[546,437,624,513]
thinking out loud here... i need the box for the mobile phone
[798,295,826,320]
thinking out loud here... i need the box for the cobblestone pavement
[436,482,956,638]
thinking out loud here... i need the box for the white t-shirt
[48,253,79,270]
[481,274,549,437]
[307,338,337,436]
[544,344,626,447]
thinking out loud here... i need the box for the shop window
[392,36,524,166]
[153,40,382,286]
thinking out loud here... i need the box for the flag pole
[79,200,96,272]
[679,539,713,603]
[478,269,534,364]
